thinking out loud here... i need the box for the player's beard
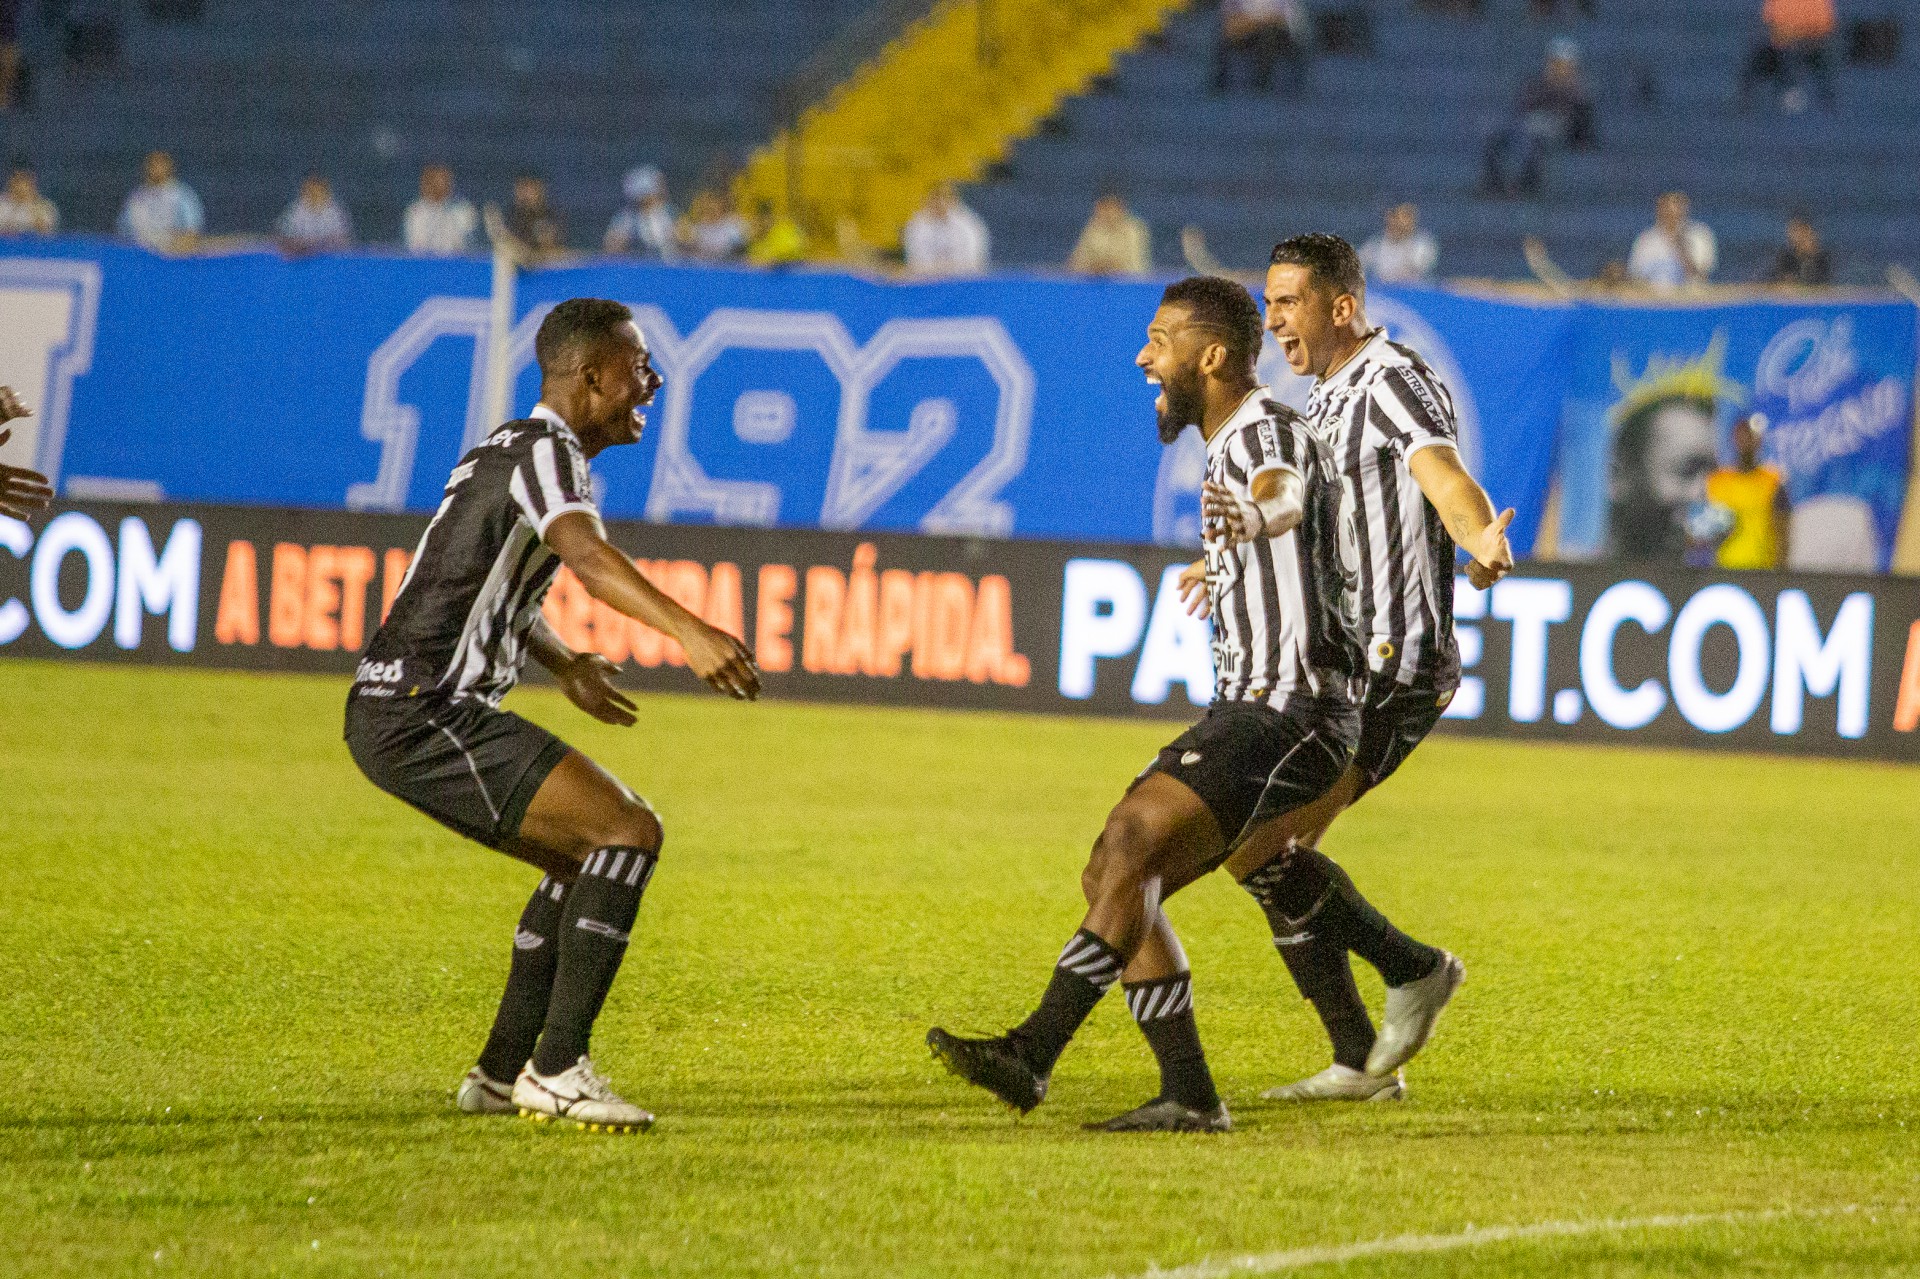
[1156,368,1202,444]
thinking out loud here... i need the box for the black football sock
[1243,846,1441,989]
[530,846,658,1077]
[1273,932,1375,1072]
[1124,972,1220,1112]
[475,875,567,1081]
[1008,928,1125,1076]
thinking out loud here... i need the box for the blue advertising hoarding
[0,239,1911,564]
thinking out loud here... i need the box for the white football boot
[1261,1063,1405,1102]
[512,1056,654,1133]
[455,1065,517,1114]
[1366,950,1465,1077]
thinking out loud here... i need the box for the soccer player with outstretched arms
[344,298,759,1133]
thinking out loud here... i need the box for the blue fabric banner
[1555,297,1916,571]
[0,239,1908,563]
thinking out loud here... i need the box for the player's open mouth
[1146,373,1164,412]
[1278,336,1302,360]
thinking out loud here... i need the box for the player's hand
[1178,558,1210,619]
[556,652,639,726]
[0,387,29,426]
[1464,509,1516,588]
[681,622,761,701]
[1200,480,1262,545]
[0,429,54,521]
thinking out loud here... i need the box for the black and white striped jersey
[355,404,599,706]
[1305,330,1462,690]
[1202,389,1365,706]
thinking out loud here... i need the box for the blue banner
[1555,297,1916,571]
[1,239,1908,563]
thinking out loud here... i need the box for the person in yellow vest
[1706,413,1791,570]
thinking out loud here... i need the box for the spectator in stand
[902,184,989,277]
[1212,0,1311,95]
[1067,192,1151,276]
[1766,213,1831,286]
[1480,38,1595,197]
[275,173,352,254]
[1359,203,1438,284]
[492,173,565,262]
[1705,413,1791,570]
[0,0,21,112]
[1628,191,1716,291]
[117,150,203,253]
[404,163,476,256]
[745,199,808,267]
[0,164,58,235]
[677,189,749,263]
[603,164,676,260]
[1739,0,1837,113]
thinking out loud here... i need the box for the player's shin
[1243,846,1442,988]
[1123,972,1219,1112]
[1271,932,1375,1072]
[529,846,658,1077]
[1008,928,1126,1075]
[476,875,567,1082]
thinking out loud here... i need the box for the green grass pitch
[2,660,1916,1277]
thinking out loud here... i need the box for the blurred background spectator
[404,164,476,256]
[745,199,808,266]
[0,0,21,112]
[0,163,57,234]
[275,173,352,254]
[603,164,676,260]
[1360,203,1438,284]
[1480,38,1595,197]
[903,184,989,277]
[1067,191,1150,276]
[1705,413,1790,570]
[1739,0,1837,114]
[1766,213,1831,286]
[117,150,202,253]
[494,173,565,262]
[1629,192,1716,290]
[678,189,749,263]
[1212,0,1311,96]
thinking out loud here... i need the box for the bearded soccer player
[927,275,1366,1132]
[345,298,760,1133]
[1190,233,1514,1102]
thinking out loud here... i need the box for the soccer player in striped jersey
[928,276,1366,1132]
[344,298,760,1133]
[1209,233,1515,1101]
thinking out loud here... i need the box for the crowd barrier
[2,240,1912,568]
[5,501,1916,762]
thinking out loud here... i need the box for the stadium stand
[0,0,870,243]
[966,0,1920,283]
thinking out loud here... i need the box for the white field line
[1117,1203,1908,1279]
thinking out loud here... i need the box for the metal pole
[482,244,518,430]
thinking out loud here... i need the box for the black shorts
[344,691,571,852]
[1141,695,1359,848]
[1351,675,1453,797]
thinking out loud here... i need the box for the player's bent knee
[602,797,663,855]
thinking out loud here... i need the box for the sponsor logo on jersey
[355,657,407,685]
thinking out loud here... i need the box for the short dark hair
[535,298,635,374]
[1269,232,1366,299]
[1160,275,1262,371]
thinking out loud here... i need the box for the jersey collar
[1204,385,1272,455]
[529,402,583,445]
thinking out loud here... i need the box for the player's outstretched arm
[1406,445,1515,589]
[526,615,640,726]
[1200,467,1304,545]
[545,512,761,701]
[0,387,54,521]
